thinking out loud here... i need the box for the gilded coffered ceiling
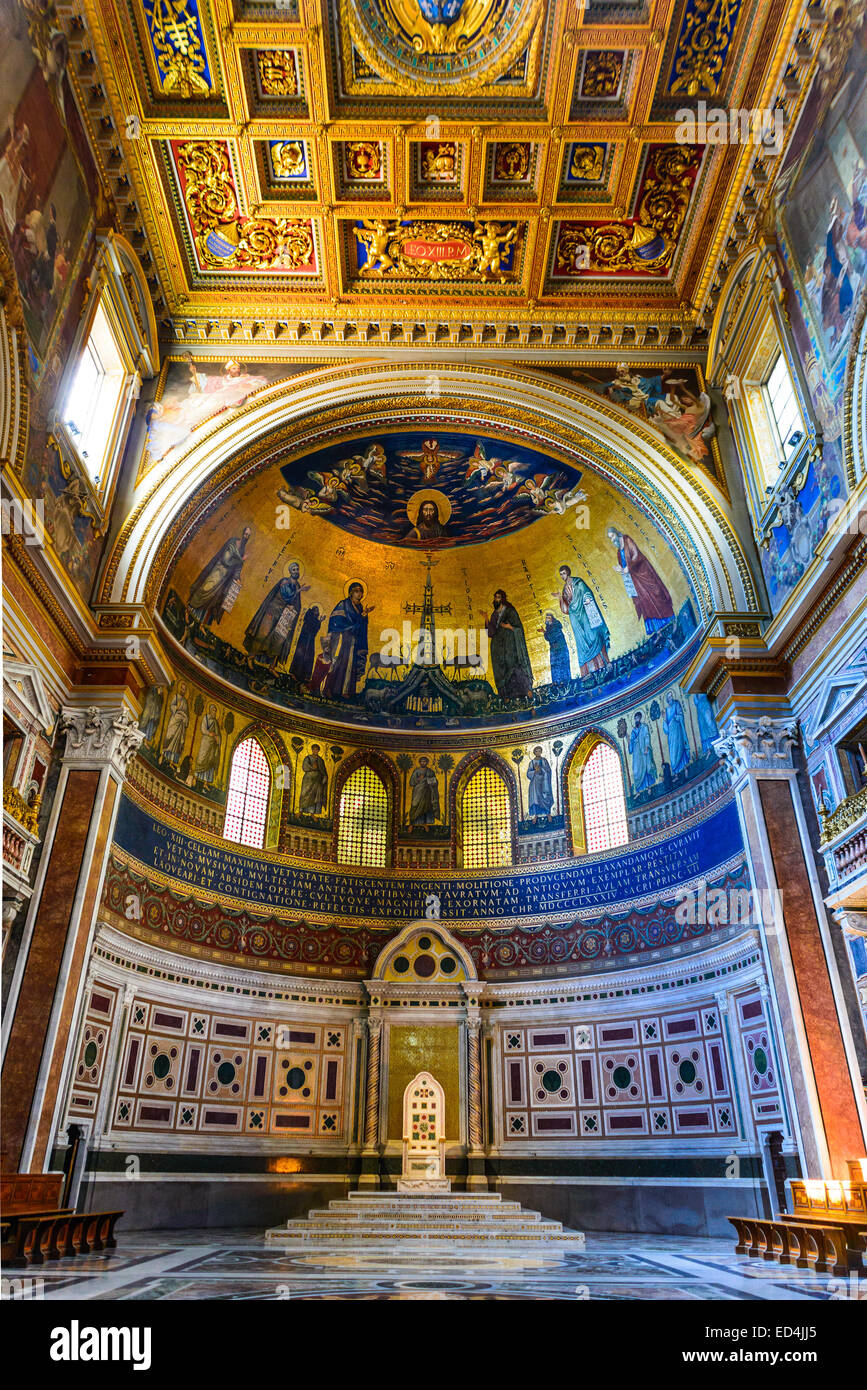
[70,0,808,342]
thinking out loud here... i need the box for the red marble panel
[1,770,98,1169]
[759,779,865,1174]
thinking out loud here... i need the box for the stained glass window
[581,742,628,853]
[336,765,388,867]
[223,737,271,848]
[462,766,512,869]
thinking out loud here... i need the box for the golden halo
[343,577,367,600]
[282,558,301,577]
[406,488,452,527]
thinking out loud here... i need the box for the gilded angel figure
[472,221,517,280]
[354,218,397,274]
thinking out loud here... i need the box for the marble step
[268,1226,584,1244]
[315,1212,539,1223]
[265,1189,584,1248]
[325,1200,522,1212]
[269,1217,581,1241]
[270,1234,583,1245]
[289,1217,550,1235]
[347,1190,504,1201]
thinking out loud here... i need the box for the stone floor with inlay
[2,1229,855,1300]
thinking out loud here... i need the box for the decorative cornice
[90,924,764,1012]
[713,714,799,781]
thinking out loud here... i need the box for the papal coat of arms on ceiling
[344,0,543,91]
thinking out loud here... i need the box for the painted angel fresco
[146,358,274,466]
[576,366,716,464]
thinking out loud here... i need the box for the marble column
[359,1016,383,1186]
[715,715,867,1177]
[349,1017,368,1151]
[466,1005,487,1188]
[466,1017,487,1188]
[1,700,143,1172]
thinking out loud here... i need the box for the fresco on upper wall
[761,453,847,608]
[0,0,98,362]
[0,0,117,600]
[762,22,867,612]
[142,357,305,476]
[571,365,718,468]
[24,437,104,588]
[530,365,723,486]
[774,22,867,440]
[159,430,700,731]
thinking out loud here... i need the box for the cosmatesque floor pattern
[2,1230,856,1300]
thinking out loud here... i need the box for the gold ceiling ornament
[557,222,672,276]
[383,0,501,55]
[142,0,212,98]
[176,142,314,271]
[669,0,739,98]
[344,0,543,94]
[421,143,459,182]
[581,50,624,98]
[353,218,518,281]
[345,140,384,180]
[556,145,700,276]
[493,142,531,182]
[568,144,605,181]
[256,49,299,97]
[271,140,306,179]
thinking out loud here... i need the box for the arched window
[223,737,271,848]
[581,742,628,853]
[462,766,512,869]
[336,765,389,867]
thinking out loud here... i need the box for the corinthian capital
[59,705,145,777]
[713,715,800,782]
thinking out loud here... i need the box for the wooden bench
[1,1207,124,1268]
[0,1173,64,1209]
[728,1214,867,1277]
[0,1171,122,1269]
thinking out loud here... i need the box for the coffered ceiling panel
[74,0,799,330]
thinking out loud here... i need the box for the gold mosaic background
[164,451,692,690]
[387,1025,461,1142]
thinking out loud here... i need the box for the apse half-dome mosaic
[160,429,700,731]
